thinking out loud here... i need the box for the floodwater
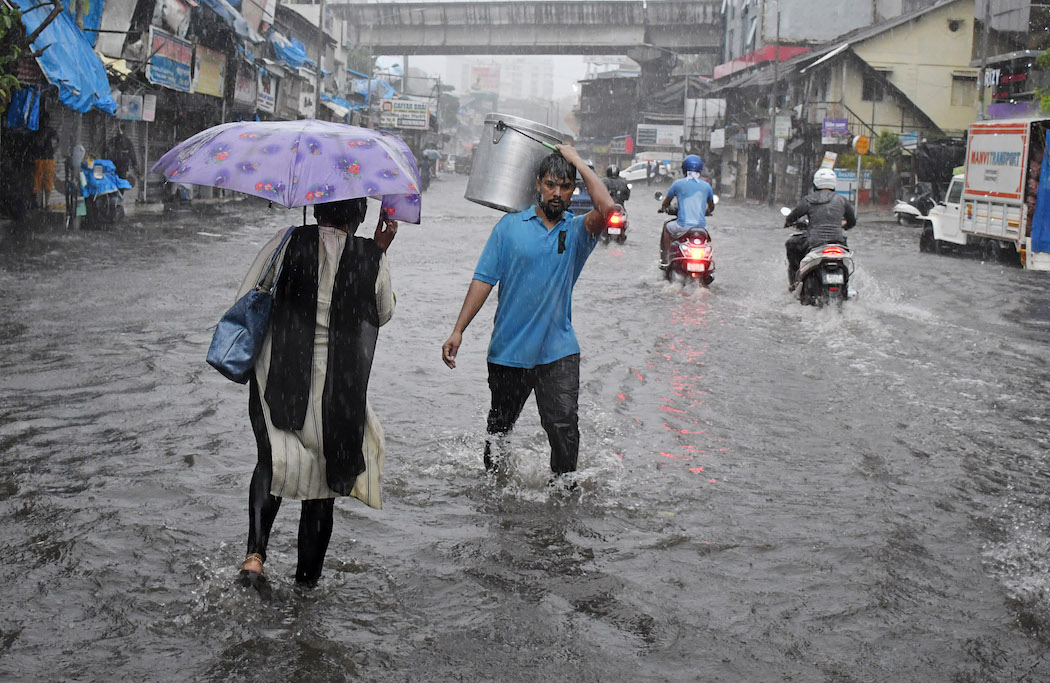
[2,174,1050,681]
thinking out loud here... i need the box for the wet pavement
[2,174,1050,681]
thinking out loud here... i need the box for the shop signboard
[114,92,144,120]
[193,45,227,98]
[636,124,682,147]
[469,65,500,93]
[774,114,791,139]
[710,128,725,150]
[609,136,633,154]
[257,70,277,113]
[233,63,257,105]
[379,99,429,130]
[147,26,192,93]
[142,94,156,122]
[821,118,850,144]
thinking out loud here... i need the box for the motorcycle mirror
[779,207,791,216]
[654,192,664,200]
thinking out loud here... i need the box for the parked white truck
[920,117,1048,268]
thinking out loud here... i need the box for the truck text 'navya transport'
[921,118,1048,268]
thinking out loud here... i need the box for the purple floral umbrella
[151,119,422,223]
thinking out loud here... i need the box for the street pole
[978,0,990,120]
[768,0,780,205]
[682,73,688,155]
[313,0,326,119]
[70,0,85,230]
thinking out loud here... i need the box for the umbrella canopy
[151,119,422,223]
[422,149,441,160]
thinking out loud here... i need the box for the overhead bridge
[328,1,722,56]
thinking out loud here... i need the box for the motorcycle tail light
[823,246,845,256]
[681,244,710,259]
[608,213,623,226]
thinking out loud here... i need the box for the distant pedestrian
[108,124,139,189]
[31,113,57,210]
[646,160,655,186]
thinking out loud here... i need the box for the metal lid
[482,113,568,144]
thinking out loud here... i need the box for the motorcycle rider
[603,164,631,205]
[783,168,856,290]
[658,154,715,264]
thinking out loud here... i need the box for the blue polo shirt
[666,177,714,229]
[473,205,599,368]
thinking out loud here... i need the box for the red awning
[713,45,810,80]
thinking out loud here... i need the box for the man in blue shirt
[442,145,616,480]
[658,154,715,264]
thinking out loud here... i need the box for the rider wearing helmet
[783,168,856,288]
[658,154,715,262]
[602,164,631,205]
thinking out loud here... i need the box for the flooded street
[2,173,1050,681]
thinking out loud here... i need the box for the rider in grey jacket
[784,169,856,287]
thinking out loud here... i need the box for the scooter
[602,203,628,244]
[80,159,131,230]
[163,180,194,214]
[892,182,935,224]
[781,208,855,307]
[656,192,715,285]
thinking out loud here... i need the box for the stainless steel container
[464,113,569,213]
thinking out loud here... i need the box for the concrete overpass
[328,1,723,57]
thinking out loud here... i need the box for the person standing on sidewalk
[31,114,57,210]
[441,145,615,483]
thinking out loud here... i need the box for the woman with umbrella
[152,120,421,586]
[238,197,397,586]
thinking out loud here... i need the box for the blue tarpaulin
[80,159,132,198]
[5,87,41,131]
[321,93,361,110]
[269,33,327,75]
[1031,130,1050,253]
[12,0,116,114]
[270,33,313,70]
[349,77,397,103]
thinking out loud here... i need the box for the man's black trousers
[486,354,580,474]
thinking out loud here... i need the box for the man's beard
[538,196,565,221]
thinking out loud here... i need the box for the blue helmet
[682,154,703,174]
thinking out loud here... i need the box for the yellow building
[850,0,978,137]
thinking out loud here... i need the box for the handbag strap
[255,226,297,294]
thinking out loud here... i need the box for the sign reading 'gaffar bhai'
[379,100,429,130]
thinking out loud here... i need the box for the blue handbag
[207,227,296,383]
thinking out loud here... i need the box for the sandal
[238,553,265,587]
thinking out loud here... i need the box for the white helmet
[813,169,837,190]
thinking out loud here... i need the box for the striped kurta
[237,226,395,508]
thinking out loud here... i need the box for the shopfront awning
[321,99,350,118]
[12,0,116,114]
[197,0,264,43]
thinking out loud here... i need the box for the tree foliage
[0,4,22,115]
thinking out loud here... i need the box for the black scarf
[264,225,382,495]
